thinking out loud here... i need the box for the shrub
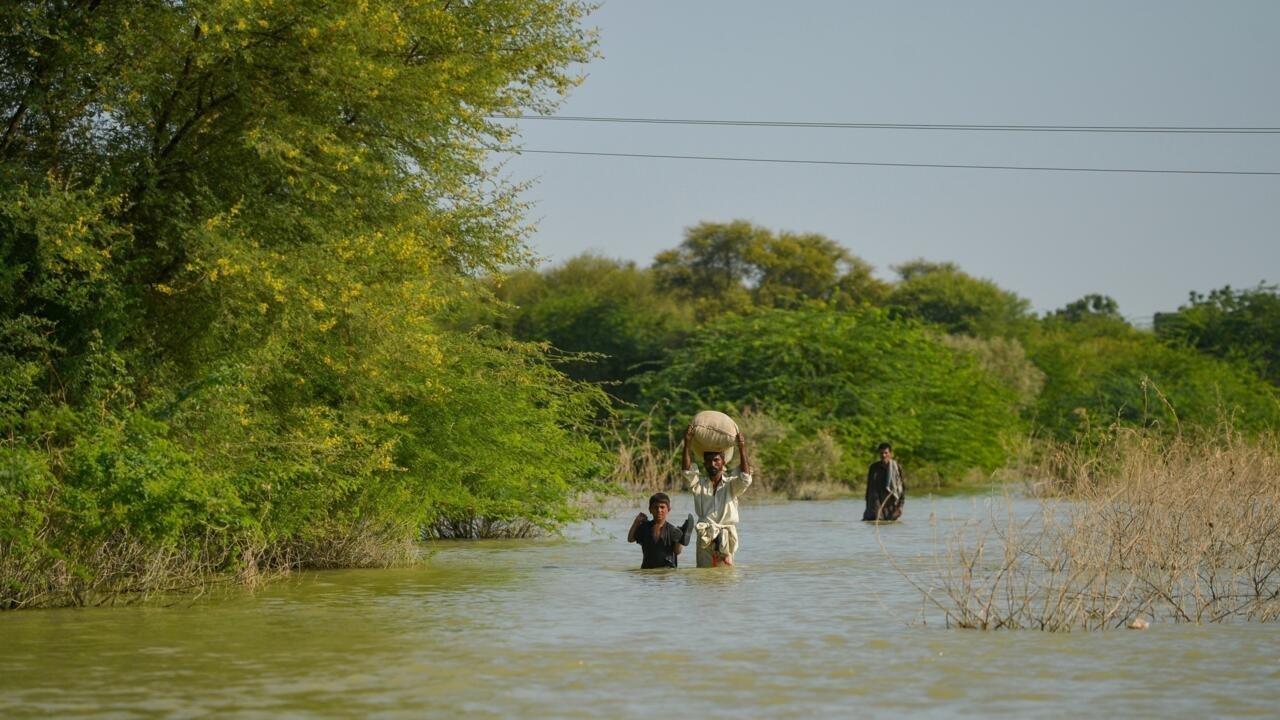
[1026,322,1280,440]
[637,307,1022,482]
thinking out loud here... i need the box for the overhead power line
[497,115,1280,135]
[514,149,1280,176]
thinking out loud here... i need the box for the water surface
[2,495,1277,718]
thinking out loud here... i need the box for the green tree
[749,231,848,308]
[1,0,601,606]
[831,256,892,308]
[652,220,888,317]
[638,307,1021,480]
[889,259,1031,337]
[1154,283,1280,385]
[652,220,761,317]
[490,254,695,402]
[1051,294,1123,323]
[1026,321,1280,439]
[940,334,1045,410]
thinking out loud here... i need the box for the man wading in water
[682,425,752,567]
[863,442,905,522]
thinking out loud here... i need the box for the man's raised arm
[730,432,753,497]
[681,424,694,472]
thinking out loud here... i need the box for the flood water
[2,494,1278,718]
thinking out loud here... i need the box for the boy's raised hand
[626,511,648,543]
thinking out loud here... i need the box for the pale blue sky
[497,0,1279,321]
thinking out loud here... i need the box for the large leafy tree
[652,220,888,318]
[651,220,763,317]
[1050,294,1124,324]
[889,259,1031,338]
[491,254,695,403]
[1,0,601,606]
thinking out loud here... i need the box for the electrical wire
[495,115,1280,134]
[513,149,1280,176]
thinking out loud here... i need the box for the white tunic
[684,469,752,564]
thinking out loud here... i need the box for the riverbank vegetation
[496,222,1279,489]
[0,0,601,608]
[910,425,1280,630]
[3,3,1277,610]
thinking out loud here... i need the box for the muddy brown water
[2,494,1277,718]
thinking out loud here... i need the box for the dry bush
[604,413,680,493]
[903,426,1280,630]
[282,520,420,568]
[734,406,788,489]
[1,519,426,609]
[783,430,843,486]
[772,430,850,500]
[0,531,275,609]
[423,516,543,540]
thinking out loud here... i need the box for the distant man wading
[863,442,905,522]
[682,425,752,567]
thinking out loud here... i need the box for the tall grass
[605,413,679,493]
[605,408,855,499]
[906,426,1280,630]
[0,520,423,609]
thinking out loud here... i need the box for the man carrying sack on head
[682,412,752,568]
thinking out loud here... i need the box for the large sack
[689,410,738,466]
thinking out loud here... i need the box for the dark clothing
[633,519,683,569]
[863,460,905,521]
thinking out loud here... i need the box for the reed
[902,425,1280,630]
[604,414,677,493]
[0,519,422,609]
[0,531,272,609]
[604,409,857,500]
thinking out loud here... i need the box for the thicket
[1154,283,1280,386]
[503,223,1277,493]
[909,426,1280,630]
[1026,314,1280,440]
[635,308,1022,485]
[0,0,602,608]
[487,254,695,404]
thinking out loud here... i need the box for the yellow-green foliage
[889,259,1032,338]
[0,0,601,607]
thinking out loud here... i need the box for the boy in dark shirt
[627,493,696,569]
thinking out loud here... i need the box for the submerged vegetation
[908,426,1280,630]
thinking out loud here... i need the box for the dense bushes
[0,0,603,607]
[490,255,695,403]
[503,240,1277,494]
[637,308,1022,482]
[1027,317,1280,440]
[1155,284,1280,386]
